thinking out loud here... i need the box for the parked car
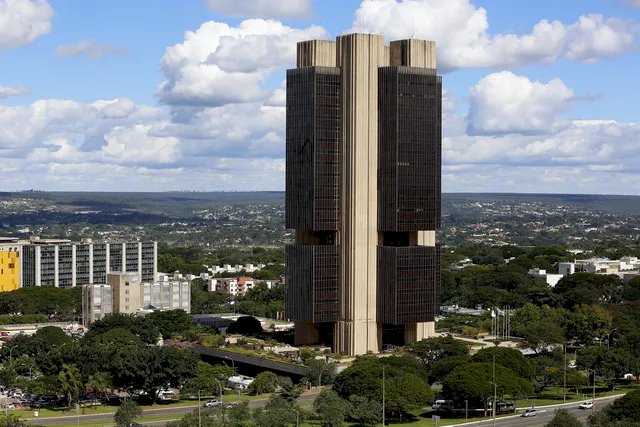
[204,399,221,408]
[579,401,594,409]
[431,399,454,412]
[521,408,537,417]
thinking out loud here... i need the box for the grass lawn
[28,414,181,427]
[17,391,275,420]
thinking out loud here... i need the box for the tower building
[285,34,442,355]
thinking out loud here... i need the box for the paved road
[25,390,321,426]
[451,395,621,427]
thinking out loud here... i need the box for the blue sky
[0,0,639,193]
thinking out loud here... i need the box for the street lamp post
[589,369,597,415]
[465,399,468,421]
[286,407,299,427]
[563,343,567,405]
[224,356,235,369]
[198,390,201,427]
[382,365,386,426]
[492,355,497,427]
[5,344,17,363]
[607,328,618,350]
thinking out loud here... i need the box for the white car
[204,399,221,408]
[579,401,594,409]
[521,408,537,417]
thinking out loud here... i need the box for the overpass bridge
[189,345,307,379]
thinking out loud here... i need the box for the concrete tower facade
[285,34,441,355]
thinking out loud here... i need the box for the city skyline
[0,0,638,194]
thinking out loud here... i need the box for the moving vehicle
[521,408,537,417]
[204,399,221,408]
[579,401,594,409]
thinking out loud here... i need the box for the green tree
[554,273,623,309]
[86,371,113,397]
[58,364,83,407]
[114,400,143,427]
[546,408,582,427]
[304,359,336,387]
[254,395,298,427]
[471,347,534,379]
[278,381,303,403]
[333,356,431,418]
[87,313,159,344]
[517,319,565,354]
[313,391,349,427]
[577,346,630,384]
[618,331,640,383]
[31,326,73,350]
[406,336,469,370]
[588,389,640,426]
[226,401,253,427]
[622,276,640,301]
[385,372,434,417]
[443,362,532,409]
[567,305,612,345]
[185,361,235,398]
[0,413,28,427]
[146,309,192,339]
[249,371,278,395]
[348,395,381,426]
[428,355,471,384]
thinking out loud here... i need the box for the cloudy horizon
[0,0,638,194]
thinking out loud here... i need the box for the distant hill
[444,193,640,216]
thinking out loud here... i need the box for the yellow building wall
[0,252,20,292]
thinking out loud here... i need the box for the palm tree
[58,364,83,407]
[87,371,113,400]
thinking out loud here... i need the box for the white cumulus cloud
[0,85,29,98]
[467,71,574,135]
[102,125,181,164]
[0,0,53,49]
[157,19,327,106]
[349,0,635,70]
[206,0,312,19]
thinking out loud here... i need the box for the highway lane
[451,395,621,427]
[25,390,320,426]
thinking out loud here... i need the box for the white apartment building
[21,237,157,287]
[82,272,190,325]
[205,263,266,275]
[527,268,563,287]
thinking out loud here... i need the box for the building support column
[294,321,319,346]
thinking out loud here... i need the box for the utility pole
[382,365,386,426]
[592,370,596,415]
[493,355,497,427]
[563,344,567,405]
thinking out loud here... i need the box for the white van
[431,400,454,411]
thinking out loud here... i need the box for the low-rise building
[527,268,563,287]
[82,272,190,325]
[227,375,254,390]
[207,277,257,296]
